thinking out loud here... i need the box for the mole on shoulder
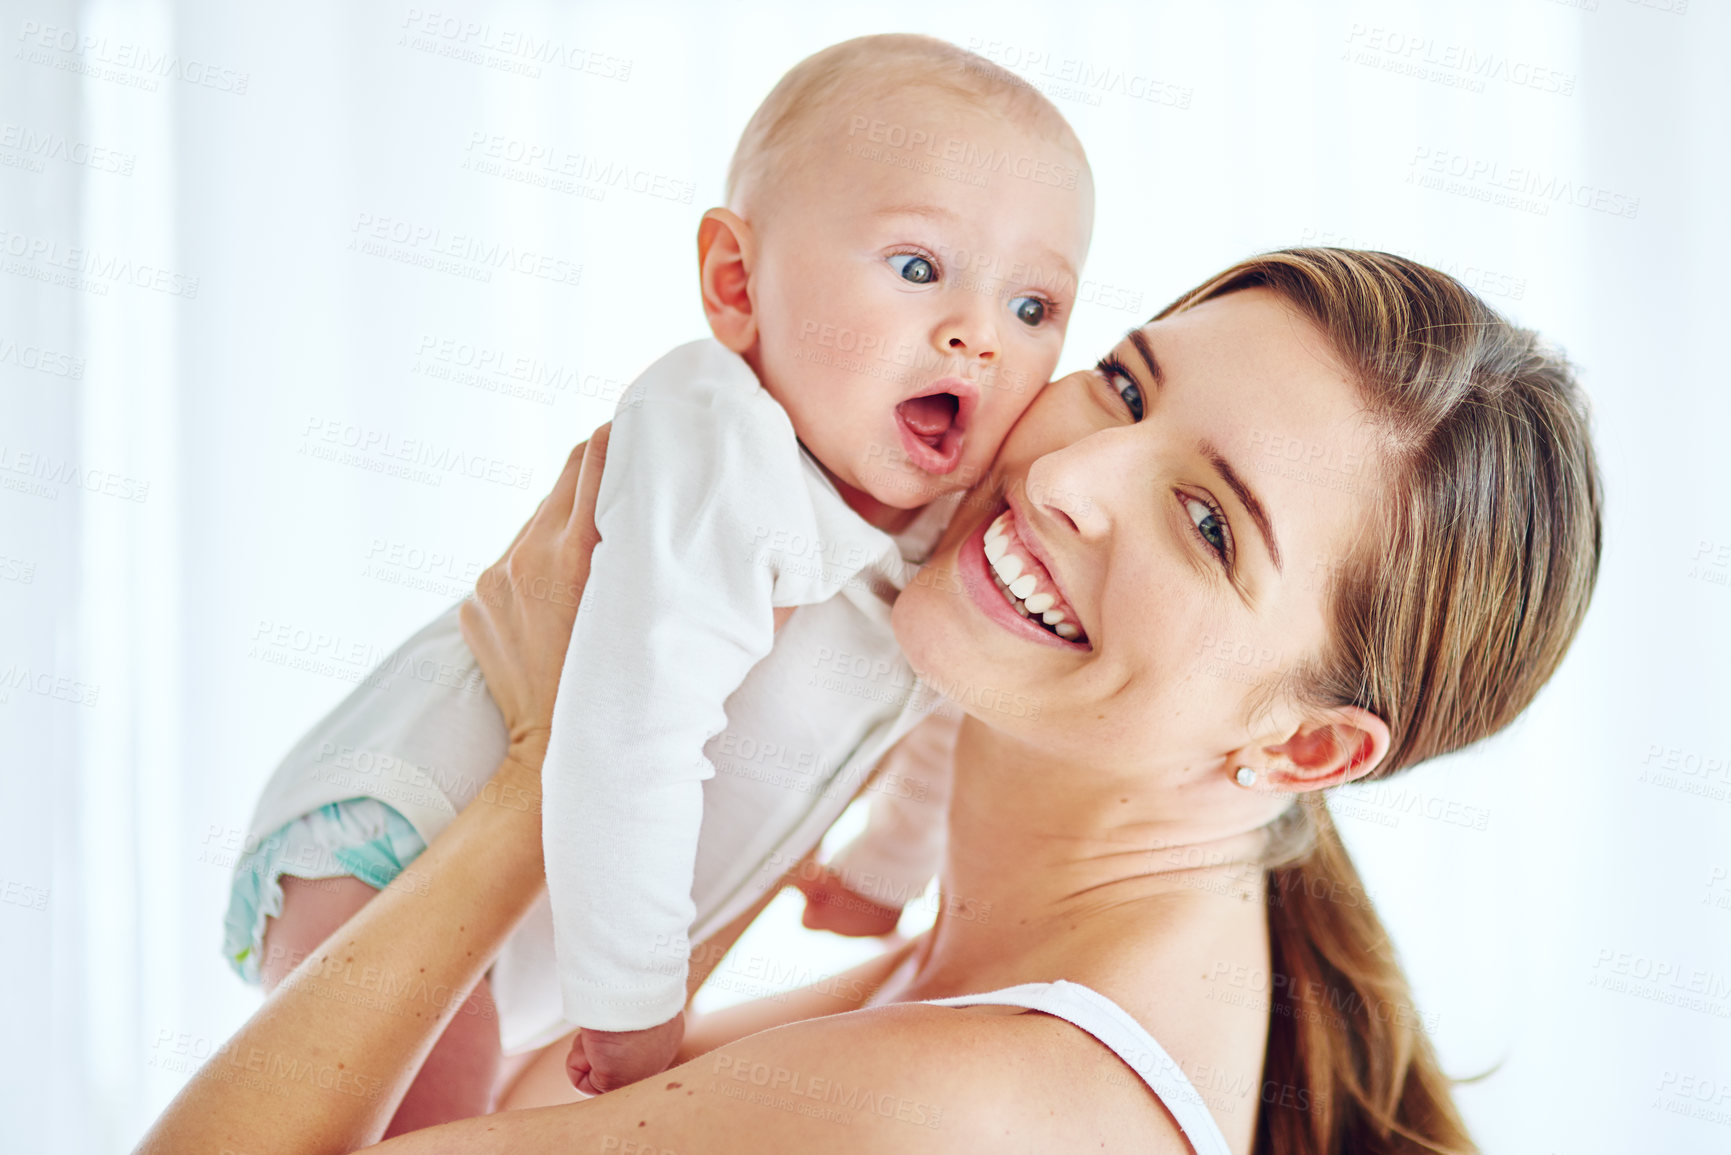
[666,1081,683,1090]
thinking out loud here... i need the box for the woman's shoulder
[405,984,1201,1154]
[673,996,1197,1153]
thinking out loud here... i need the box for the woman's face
[893,287,1387,775]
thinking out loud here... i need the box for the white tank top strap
[921,979,1231,1155]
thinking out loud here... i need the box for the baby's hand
[566,1010,686,1095]
[794,864,904,937]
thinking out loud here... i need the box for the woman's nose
[1024,443,1111,541]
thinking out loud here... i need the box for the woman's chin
[891,558,966,681]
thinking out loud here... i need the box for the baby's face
[748,92,1093,523]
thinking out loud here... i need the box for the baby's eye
[1010,296,1047,327]
[887,253,937,284]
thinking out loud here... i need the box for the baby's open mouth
[892,378,978,476]
[896,392,959,448]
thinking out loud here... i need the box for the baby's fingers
[566,1035,596,1095]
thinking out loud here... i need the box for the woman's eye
[1096,358,1144,421]
[887,253,937,284]
[1117,377,1144,421]
[1010,296,1047,326]
[1184,495,1230,561]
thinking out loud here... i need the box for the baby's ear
[697,208,757,354]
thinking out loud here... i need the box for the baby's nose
[939,313,998,361]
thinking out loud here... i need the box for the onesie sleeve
[827,708,959,911]
[542,345,810,1031]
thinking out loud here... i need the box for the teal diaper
[222,797,427,983]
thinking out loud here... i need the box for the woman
[137,249,1601,1154]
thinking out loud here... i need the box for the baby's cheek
[991,372,1051,437]
[1012,344,1062,409]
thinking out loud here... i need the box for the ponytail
[1256,800,1477,1155]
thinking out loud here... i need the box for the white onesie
[237,339,957,1051]
[545,338,956,1030]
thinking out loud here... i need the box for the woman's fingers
[472,437,589,616]
[565,423,611,589]
[569,422,609,536]
[459,428,609,746]
[535,435,591,532]
[506,437,585,557]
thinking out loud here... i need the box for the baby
[225,33,1092,1112]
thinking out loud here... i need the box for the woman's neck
[901,716,1273,999]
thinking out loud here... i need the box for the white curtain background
[2,0,1727,1150]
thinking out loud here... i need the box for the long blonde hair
[1159,249,1603,1154]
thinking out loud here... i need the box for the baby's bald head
[725,34,1090,222]
[698,35,1094,519]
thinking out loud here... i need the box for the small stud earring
[1234,766,1257,788]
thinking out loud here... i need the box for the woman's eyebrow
[1201,441,1283,573]
[1126,329,1164,393]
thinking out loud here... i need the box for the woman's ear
[1262,706,1391,793]
[697,208,757,355]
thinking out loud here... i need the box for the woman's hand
[460,425,610,760]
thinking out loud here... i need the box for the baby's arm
[543,350,810,1090]
[800,710,960,936]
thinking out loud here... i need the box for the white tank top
[922,979,1233,1155]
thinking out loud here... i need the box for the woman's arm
[366,994,1191,1154]
[370,1003,990,1155]
[135,434,608,1155]
[141,755,549,1155]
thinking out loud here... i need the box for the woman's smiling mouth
[958,503,1091,650]
[983,510,1085,640]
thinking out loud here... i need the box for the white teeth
[983,509,1085,644]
